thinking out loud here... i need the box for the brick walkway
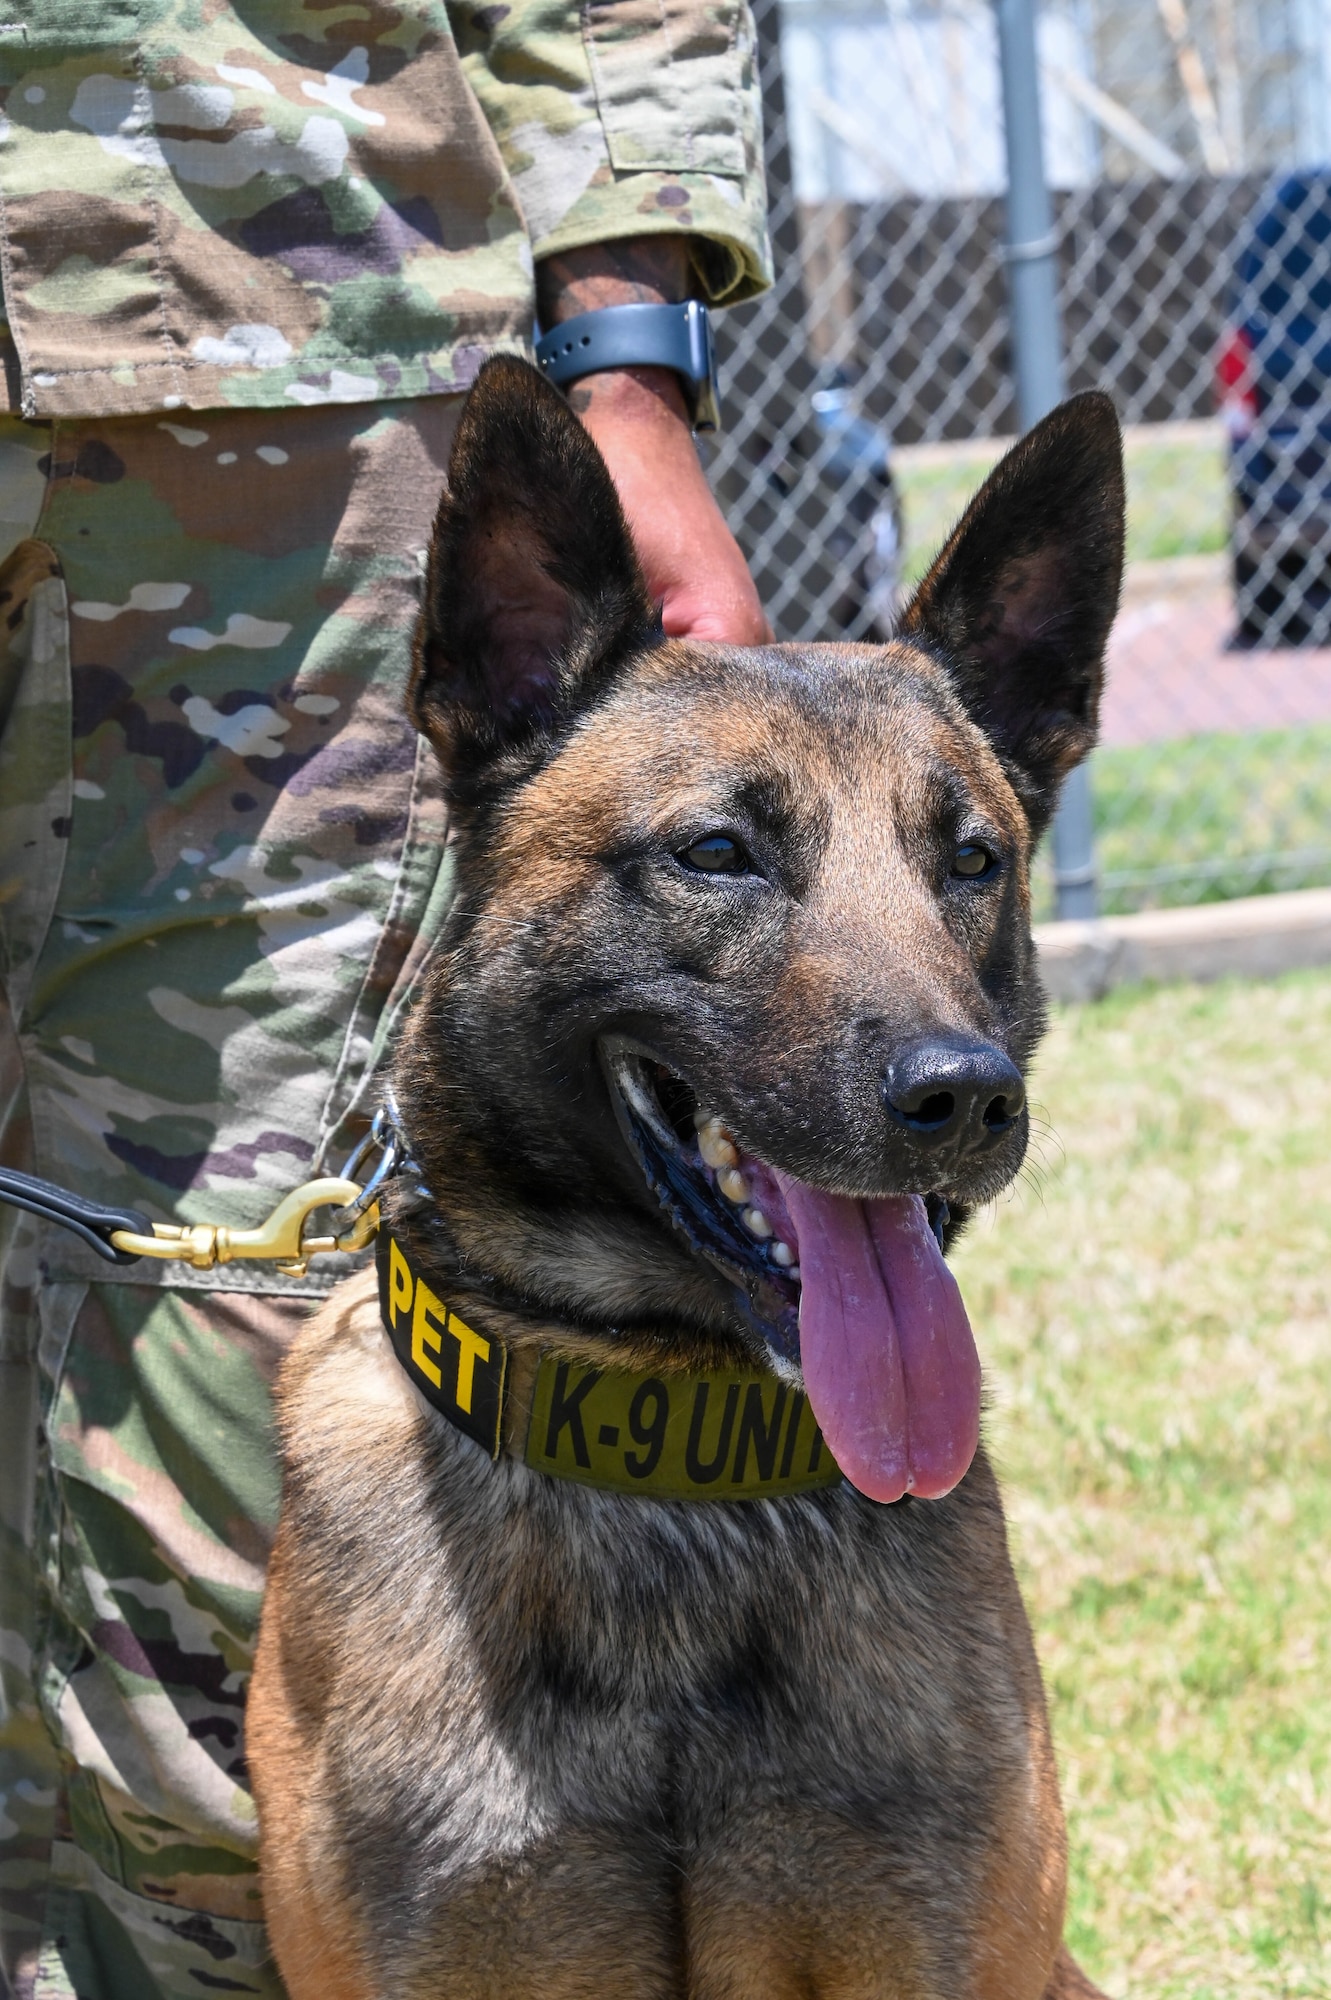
[1102,555,1331,747]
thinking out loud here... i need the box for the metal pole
[994,0,1099,921]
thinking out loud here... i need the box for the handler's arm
[446,0,773,640]
[536,238,771,644]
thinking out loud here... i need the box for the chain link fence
[708,0,1331,915]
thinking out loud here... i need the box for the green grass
[1123,428,1230,565]
[1028,723,1331,919]
[894,443,1005,585]
[950,967,1331,1998]
[1093,724,1331,911]
[895,426,1228,586]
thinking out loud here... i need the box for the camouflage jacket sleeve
[0,0,769,423]
[446,0,771,304]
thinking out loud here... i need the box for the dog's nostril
[885,1084,957,1131]
[914,1092,955,1128]
[982,1086,1024,1131]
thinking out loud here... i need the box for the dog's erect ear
[899,391,1124,828]
[410,355,656,775]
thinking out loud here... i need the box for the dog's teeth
[743,1207,772,1239]
[770,1239,796,1267]
[697,1117,739,1170]
[716,1167,749,1205]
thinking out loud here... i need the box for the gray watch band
[534,300,721,433]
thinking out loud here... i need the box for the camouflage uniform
[0,0,768,418]
[0,5,769,1993]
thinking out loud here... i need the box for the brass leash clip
[0,1098,411,1271]
[108,1177,380,1278]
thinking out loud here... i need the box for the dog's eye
[952,841,998,879]
[678,833,751,875]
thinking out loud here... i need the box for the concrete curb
[1034,887,1331,1002]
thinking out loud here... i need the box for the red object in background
[1216,324,1258,439]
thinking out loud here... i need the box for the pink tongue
[775,1179,981,1504]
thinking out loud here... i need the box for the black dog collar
[377,1229,839,1502]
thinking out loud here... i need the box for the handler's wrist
[534,237,719,433]
[567,364,691,429]
[534,302,720,433]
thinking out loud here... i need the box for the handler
[0,6,770,1991]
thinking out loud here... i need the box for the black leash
[0,1166,153,1266]
[0,1094,415,1272]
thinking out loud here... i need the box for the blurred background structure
[707,0,1331,917]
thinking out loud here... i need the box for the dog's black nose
[882,1037,1026,1152]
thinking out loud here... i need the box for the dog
[248,356,1125,2000]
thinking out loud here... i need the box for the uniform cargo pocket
[37,1838,282,2000]
[582,0,751,176]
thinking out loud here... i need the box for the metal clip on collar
[106,1101,417,1274]
[107,1177,380,1277]
[335,1093,412,1219]
[0,1100,412,1274]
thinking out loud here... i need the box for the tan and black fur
[249,358,1126,2000]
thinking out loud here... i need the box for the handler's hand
[571,366,773,645]
[535,237,772,646]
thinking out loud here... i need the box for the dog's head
[396,356,1124,1503]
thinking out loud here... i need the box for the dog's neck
[375,1219,842,1504]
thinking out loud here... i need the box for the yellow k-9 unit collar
[377,1230,842,1503]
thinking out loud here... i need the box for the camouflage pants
[0,397,463,1997]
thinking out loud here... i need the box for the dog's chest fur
[263,1278,1060,1999]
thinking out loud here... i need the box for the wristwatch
[534,300,721,434]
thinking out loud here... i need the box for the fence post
[994,0,1099,921]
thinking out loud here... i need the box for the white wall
[781,0,1096,201]
[780,0,1331,203]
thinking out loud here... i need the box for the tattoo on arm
[535,237,695,326]
[535,237,697,424]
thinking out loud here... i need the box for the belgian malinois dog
[249,357,1124,2000]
